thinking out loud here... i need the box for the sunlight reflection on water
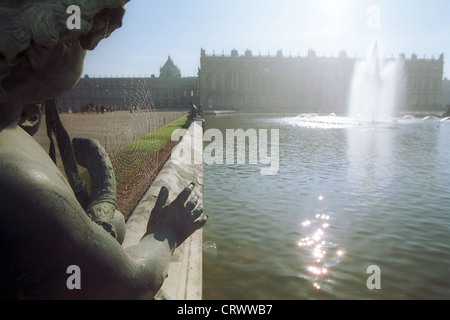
[297,202,344,291]
[203,114,450,300]
[282,114,357,129]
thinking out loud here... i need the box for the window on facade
[253,76,258,92]
[216,76,221,91]
[432,79,438,91]
[225,75,231,91]
[239,95,244,106]
[207,76,212,91]
[262,78,267,90]
[238,74,245,91]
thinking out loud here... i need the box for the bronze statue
[188,101,204,120]
[184,101,204,128]
[0,0,207,299]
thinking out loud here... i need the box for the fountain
[348,41,404,122]
[290,41,405,129]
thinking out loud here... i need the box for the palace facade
[441,78,450,107]
[402,53,444,112]
[198,49,444,113]
[57,56,198,112]
[57,50,445,114]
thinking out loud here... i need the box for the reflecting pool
[203,113,450,300]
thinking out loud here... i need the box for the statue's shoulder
[0,127,75,213]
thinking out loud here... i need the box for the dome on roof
[159,56,181,79]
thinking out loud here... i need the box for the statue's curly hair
[0,0,128,72]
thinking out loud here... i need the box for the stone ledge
[122,120,204,300]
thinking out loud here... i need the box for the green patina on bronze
[0,0,206,299]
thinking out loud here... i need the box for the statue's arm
[78,182,206,299]
[0,156,205,299]
[61,183,205,299]
[123,183,207,296]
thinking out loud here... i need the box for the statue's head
[0,0,128,107]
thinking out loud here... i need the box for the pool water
[202,113,450,300]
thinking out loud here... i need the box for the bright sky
[83,0,450,78]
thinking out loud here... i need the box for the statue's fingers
[191,204,203,220]
[175,182,195,205]
[193,215,208,230]
[154,186,169,210]
[185,196,199,212]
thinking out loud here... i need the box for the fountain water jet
[348,42,404,122]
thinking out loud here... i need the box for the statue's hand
[147,182,207,247]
